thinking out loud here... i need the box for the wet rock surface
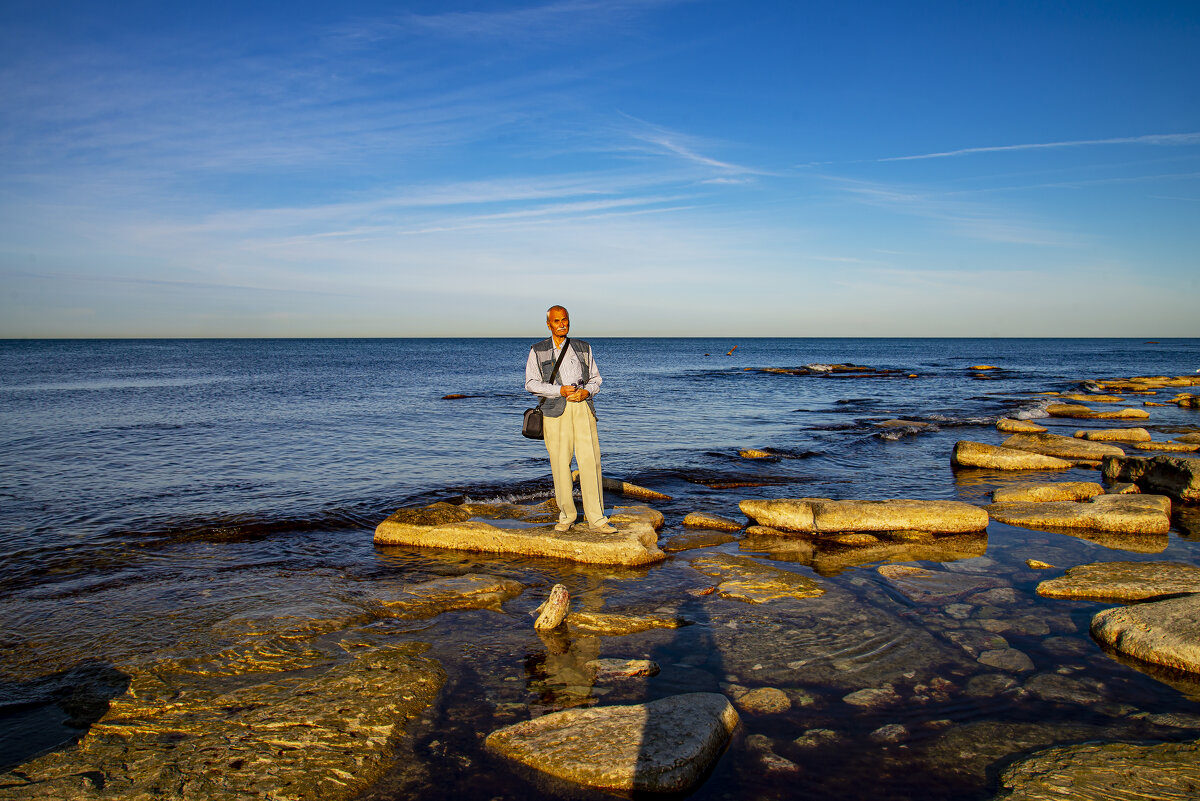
[952,441,1072,470]
[996,418,1047,433]
[985,493,1171,534]
[484,693,739,794]
[1073,427,1151,442]
[681,511,744,531]
[739,498,988,533]
[378,574,524,618]
[1002,432,1126,460]
[991,481,1103,503]
[689,553,825,602]
[1036,561,1200,601]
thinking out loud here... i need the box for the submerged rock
[877,565,1007,604]
[742,530,988,575]
[1101,454,1200,503]
[378,573,524,618]
[662,529,738,552]
[1092,594,1200,675]
[993,738,1200,801]
[1002,432,1125,460]
[952,441,1071,470]
[484,693,739,794]
[739,498,988,533]
[689,553,825,603]
[585,658,660,679]
[733,687,792,714]
[985,494,1171,535]
[0,642,444,801]
[375,502,666,566]
[1036,561,1200,601]
[681,511,744,532]
[567,611,691,636]
[1175,433,1200,445]
[996,418,1048,433]
[739,448,773,459]
[1073,427,1151,442]
[991,481,1103,503]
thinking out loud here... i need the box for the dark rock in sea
[1101,454,1200,503]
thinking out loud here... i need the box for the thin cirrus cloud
[879,132,1200,162]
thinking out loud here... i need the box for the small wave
[1012,398,1054,420]
[874,425,938,441]
[107,508,373,543]
[923,414,995,427]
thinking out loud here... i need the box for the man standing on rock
[525,305,617,534]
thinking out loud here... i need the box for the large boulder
[986,494,1170,535]
[739,498,988,534]
[1092,594,1200,675]
[1002,433,1125,460]
[1102,454,1200,504]
[991,482,1103,503]
[993,739,1200,801]
[484,693,739,794]
[375,503,666,566]
[951,441,1071,470]
[1036,561,1200,601]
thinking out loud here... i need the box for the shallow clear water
[2,337,1200,799]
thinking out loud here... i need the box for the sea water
[2,337,1200,799]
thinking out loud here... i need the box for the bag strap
[548,338,571,384]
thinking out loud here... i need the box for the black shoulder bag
[522,339,572,440]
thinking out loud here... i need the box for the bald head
[546,305,570,342]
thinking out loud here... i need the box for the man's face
[547,309,570,339]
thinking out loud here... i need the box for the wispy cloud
[880,132,1200,162]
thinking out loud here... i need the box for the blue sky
[2,0,1198,337]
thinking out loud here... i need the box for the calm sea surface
[2,337,1200,799]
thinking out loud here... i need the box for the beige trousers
[543,400,605,525]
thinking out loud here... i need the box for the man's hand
[559,384,577,397]
[567,388,590,402]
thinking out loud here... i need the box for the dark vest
[530,337,596,418]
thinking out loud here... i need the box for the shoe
[590,521,618,534]
[554,520,574,532]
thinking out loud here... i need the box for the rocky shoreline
[3,372,1199,800]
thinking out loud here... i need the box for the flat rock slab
[1092,594,1200,675]
[1045,403,1150,420]
[1073,427,1151,442]
[996,418,1048,433]
[1002,433,1125,460]
[952,441,1071,470]
[877,565,1007,604]
[1102,454,1200,503]
[986,494,1171,535]
[375,503,666,566]
[681,511,743,531]
[1036,561,1200,601]
[1133,441,1200,452]
[690,553,825,603]
[993,738,1200,801]
[992,481,1103,503]
[484,693,739,794]
[377,574,524,618]
[739,498,988,534]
